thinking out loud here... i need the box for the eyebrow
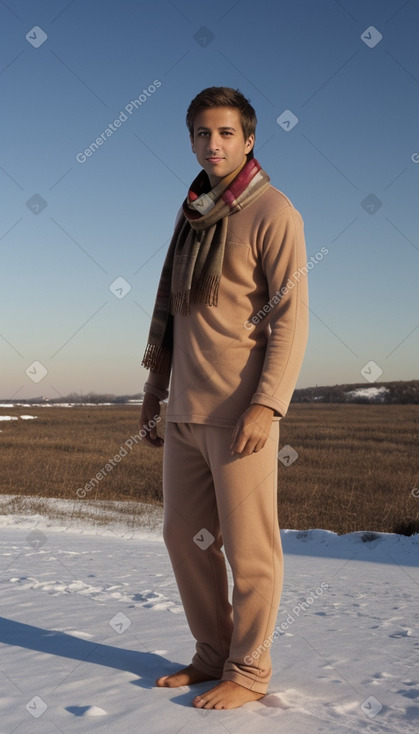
[196,126,236,132]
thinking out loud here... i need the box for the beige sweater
[145,185,309,427]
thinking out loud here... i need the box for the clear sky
[1,0,418,399]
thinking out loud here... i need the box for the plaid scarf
[141,157,270,374]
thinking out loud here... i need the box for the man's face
[190,107,254,186]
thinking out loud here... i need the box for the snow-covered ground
[0,500,418,733]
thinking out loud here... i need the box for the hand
[230,404,275,456]
[139,393,164,448]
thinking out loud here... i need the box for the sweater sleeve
[250,204,309,417]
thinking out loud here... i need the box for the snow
[0,415,37,420]
[0,402,142,408]
[345,386,389,400]
[0,500,418,732]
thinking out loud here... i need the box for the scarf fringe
[170,275,220,315]
[191,273,220,307]
[141,343,172,374]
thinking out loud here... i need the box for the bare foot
[193,680,264,709]
[155,664,219,688]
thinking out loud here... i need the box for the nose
[207,133,221,152]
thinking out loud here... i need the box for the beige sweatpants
[162,419,283,694]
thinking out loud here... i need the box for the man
[139,86,308,710]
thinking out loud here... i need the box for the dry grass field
[1,403,418,534]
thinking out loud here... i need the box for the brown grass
[1,403,418,534]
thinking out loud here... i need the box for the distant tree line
[6,381,419,405]
[11,392,144,405]
[291,380,419,405]
[63,392,144,404]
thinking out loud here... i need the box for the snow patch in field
[345,386,389,400]
[0,414,37,420]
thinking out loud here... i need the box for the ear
[190,134,195,153]
[245,134,255,154]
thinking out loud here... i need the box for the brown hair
[186,86,257,155]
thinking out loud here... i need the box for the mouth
[206,157,224,163]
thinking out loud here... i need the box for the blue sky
[1,0,418,399]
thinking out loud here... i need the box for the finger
[144,435,164,448]
[229,424,240,450]
[152,437,164,447]
[230,441,239,454]
[230,432,241,454]
[241,443,254,456]
[139,424,156,437]
[231,433,248,455]
[242,434,261,455]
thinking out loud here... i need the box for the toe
[193,696,205,708]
